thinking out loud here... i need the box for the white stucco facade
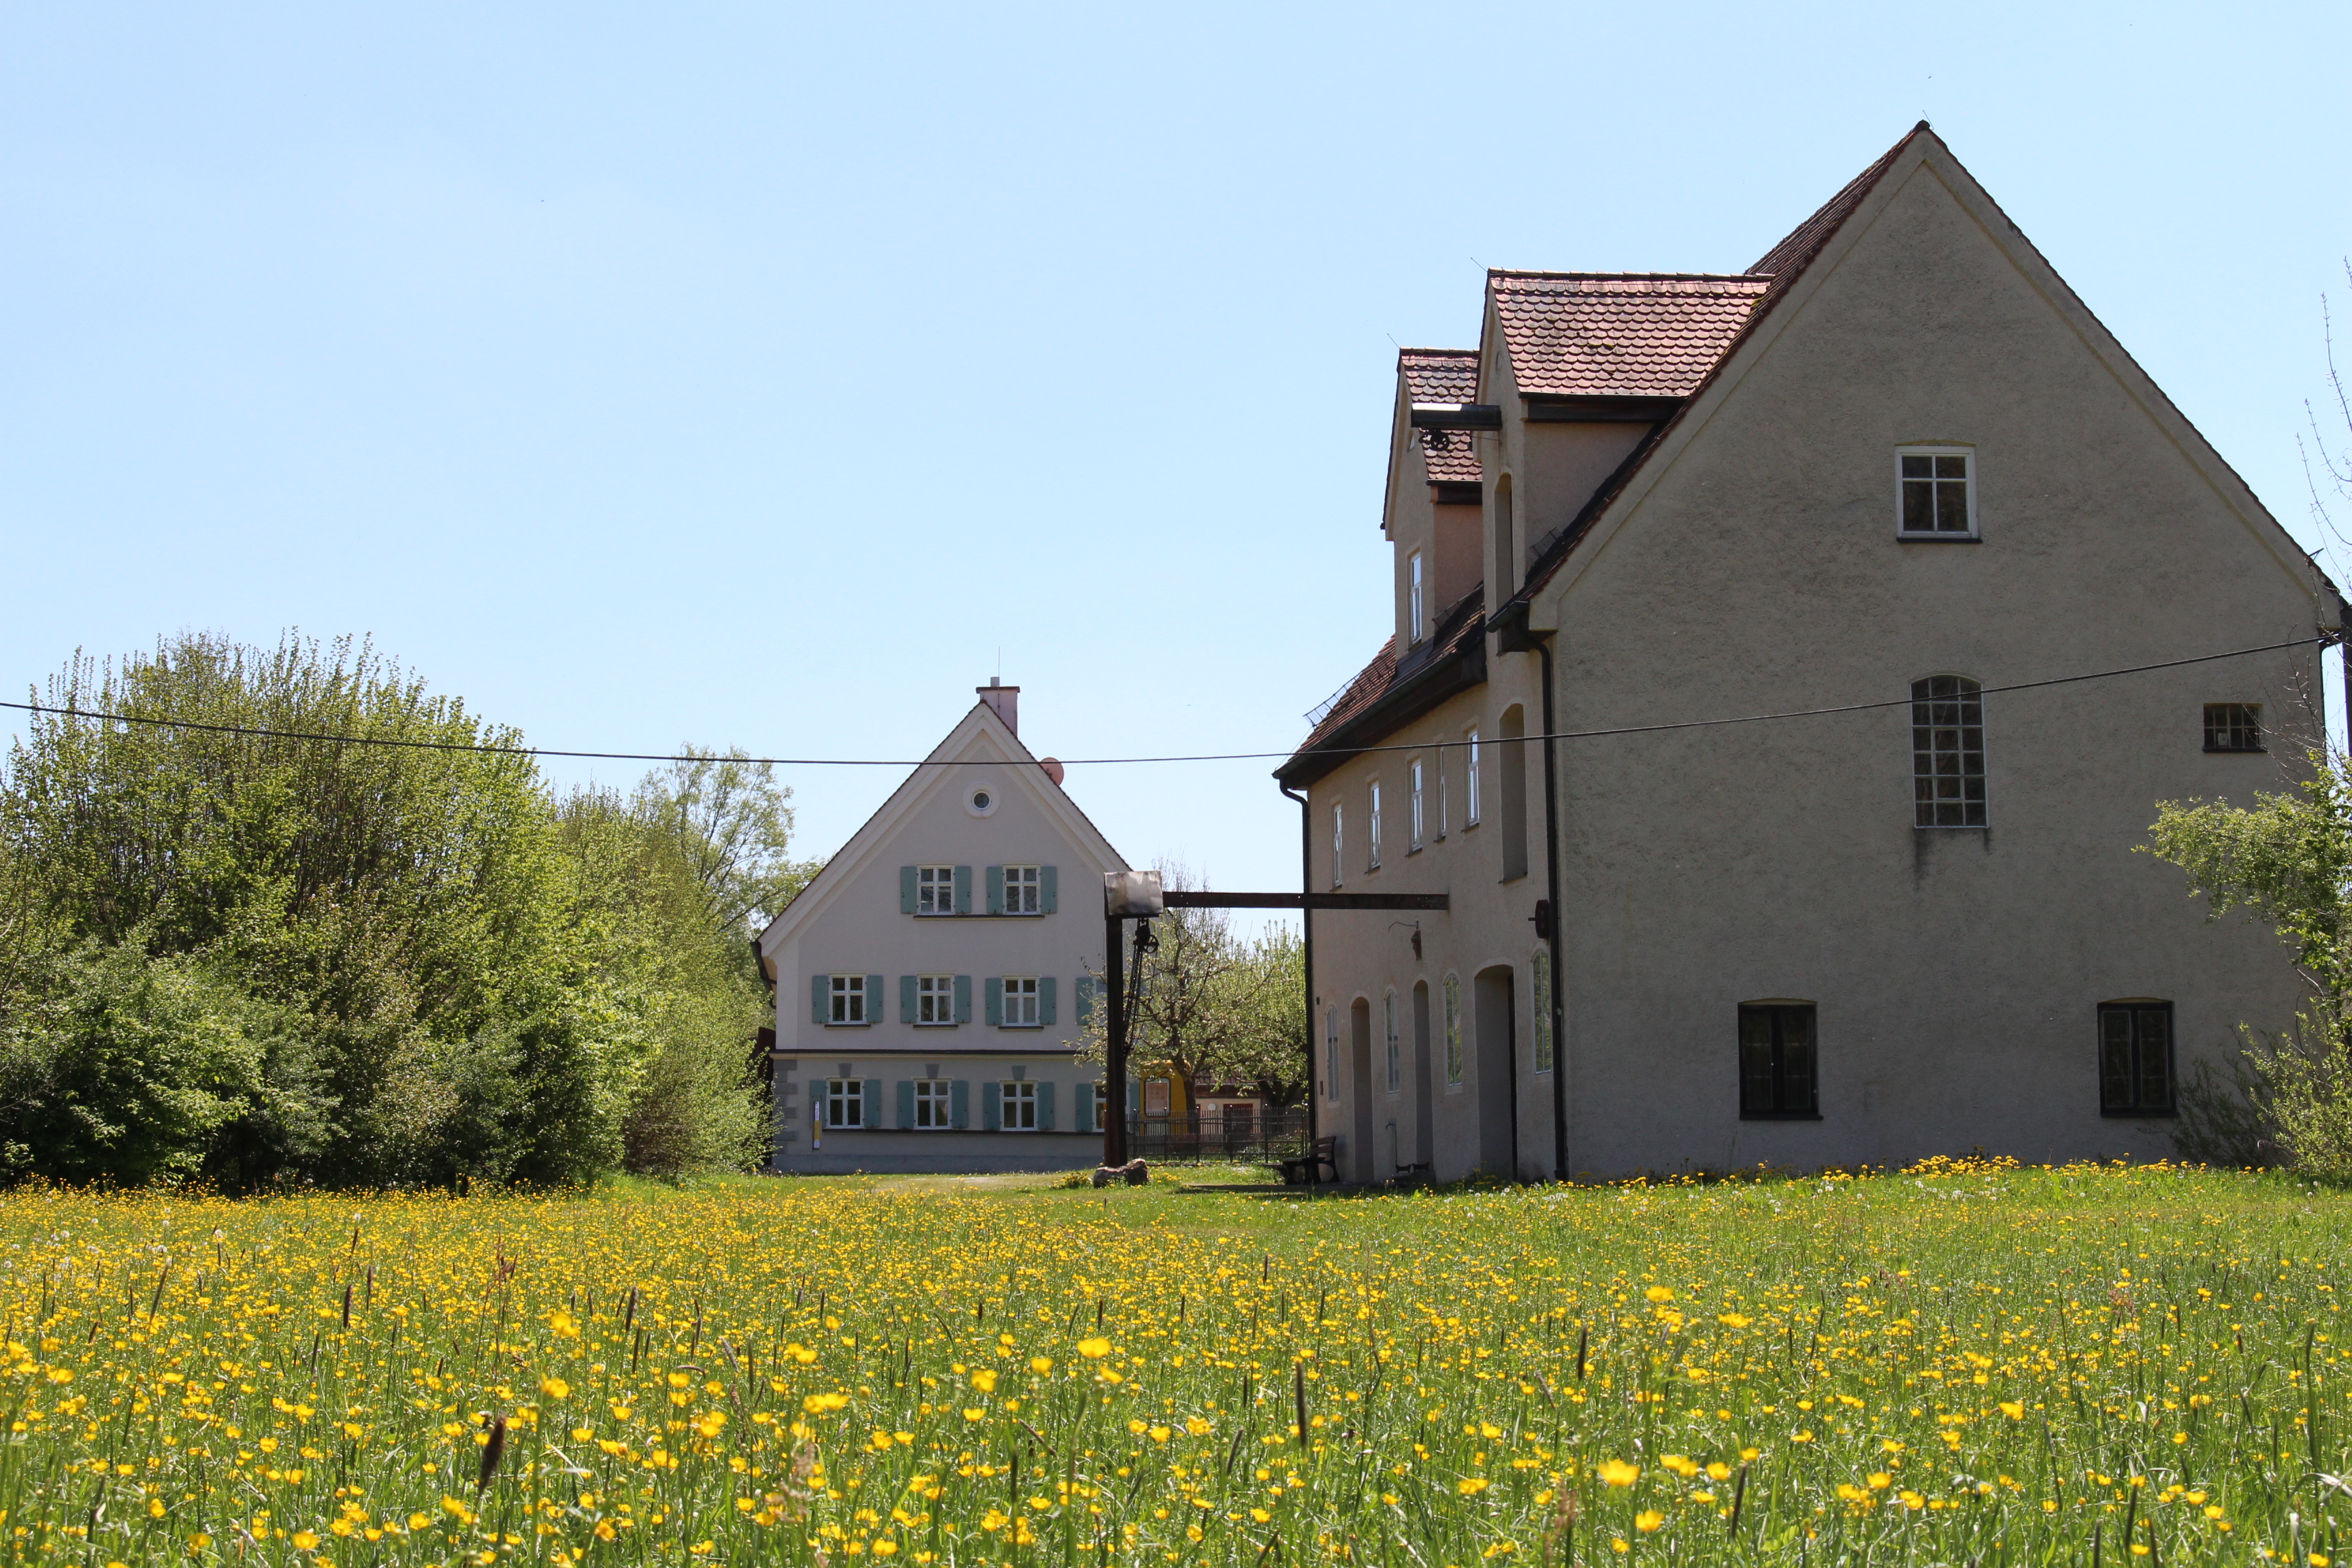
[754,687,1128,1173]
[1285,127,2347,1183]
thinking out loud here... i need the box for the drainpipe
[1493,599,1569,1181]
[1535,635,1567,1181]
[1281,783,1316,1147]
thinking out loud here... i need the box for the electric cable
[0,634,2330,769]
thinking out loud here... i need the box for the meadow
[0,1160,2346,1567]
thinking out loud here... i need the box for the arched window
[1911,676,1986,827]
[1499,705,1529,880]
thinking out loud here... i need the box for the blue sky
[4,1,2349,903]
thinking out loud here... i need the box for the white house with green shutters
[752,682,1130,1173]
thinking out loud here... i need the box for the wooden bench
[1277,1137,1339,1186]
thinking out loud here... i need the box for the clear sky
[4,1,2349,904]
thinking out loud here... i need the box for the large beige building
[1277,124,2345,1182]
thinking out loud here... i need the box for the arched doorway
[1349,998,1375,1183]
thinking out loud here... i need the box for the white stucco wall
[757,700,1126,1173]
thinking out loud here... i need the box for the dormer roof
[1399,347,1483,485]
[1486,273,1771,399]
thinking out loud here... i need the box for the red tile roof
[1292,587,1484,762]
[1749,128,1914,278]
[1488,274,1771,399]
[1399,347,1484,484]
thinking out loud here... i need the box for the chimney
[977,677,1019,736]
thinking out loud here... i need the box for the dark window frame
[1739,1004,1820,1120]
[2203,703,2264,754]
[1912,675,1988,828]
[2099,1003,2176,1117]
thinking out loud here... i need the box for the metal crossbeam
[1158,891,1450,911]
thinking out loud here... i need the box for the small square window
[916,975,956,1026]
[2099,1003,2175,1116]
[1002,865,1042,915]
[2204,704,2264,753]
[823,1078,865,1128]
[1002,976,1040,1027]
[916,865,956,915]
[1897,448,1976,538]
[828,974,866,1026]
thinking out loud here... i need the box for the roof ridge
[1748,120,1929,277]
[1396,346,1480,361]
[1487,270,1767,284]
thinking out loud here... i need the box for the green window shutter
[1039,977,1058,1028]
[864,975,883,1025]
[900,975,917,1024]
[982,1081,1001,1132]
[1076,977,1095,1026]
[1077,1081,1096,1132]
[984,977,1002,1028]
[951,1079,970,1128]
[1036,1081,1056,1132]
[985,866,1004,916]
[896,1081,915,1128]
[900,866,917,915]
[953,866,973,915]
[1127,1079,1140,1113]
[811,975,828,1026]
[863,1079,881,1128]
[1041,866,1058,913]
[953,975,973,1024]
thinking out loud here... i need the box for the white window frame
[1409,758,1426,851]
[913,1079,952,1128]
[1407,550,1424,644]
[1000,1080,1037,1131]
[823,1078,864,1128]
[1464,730,1482,827]
[828,974,866,1026]
[1002,975,1041,1028]
[1330,803,1344,889]
[1384,992,1401,1094]
[916,975,956,1026]
[1443,973,1463,1086]
[1437,745,1449,840]
[1002,864,1042,916]
[1368,781,1383,870]
[916,864,956,916]
[1895,446,1977,540]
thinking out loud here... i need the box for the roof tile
[1399,347,1484,484]
[1488,273,1770,399]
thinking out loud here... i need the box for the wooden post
[1103,910,1128,1169]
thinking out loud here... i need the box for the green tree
[1081,865,1309,1109]
[2149,745,2352,1170]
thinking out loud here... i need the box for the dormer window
[1407,551,1425,644]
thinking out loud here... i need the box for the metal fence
[1125,1109,1311,1165]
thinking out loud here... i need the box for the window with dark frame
[2099,1003,2175,1116]
[1739,1004,1818,1119]
[1899,451,1972,535]
[1912,676,1987,828]
[2204,703,2264,753]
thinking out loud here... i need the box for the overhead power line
[0,636,2331,770]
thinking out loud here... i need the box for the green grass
[0,1159,2346,1565]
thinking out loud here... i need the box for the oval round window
[973,790,992,811]
[965,783,999,817]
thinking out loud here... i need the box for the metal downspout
[1537,636,1568,1180]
